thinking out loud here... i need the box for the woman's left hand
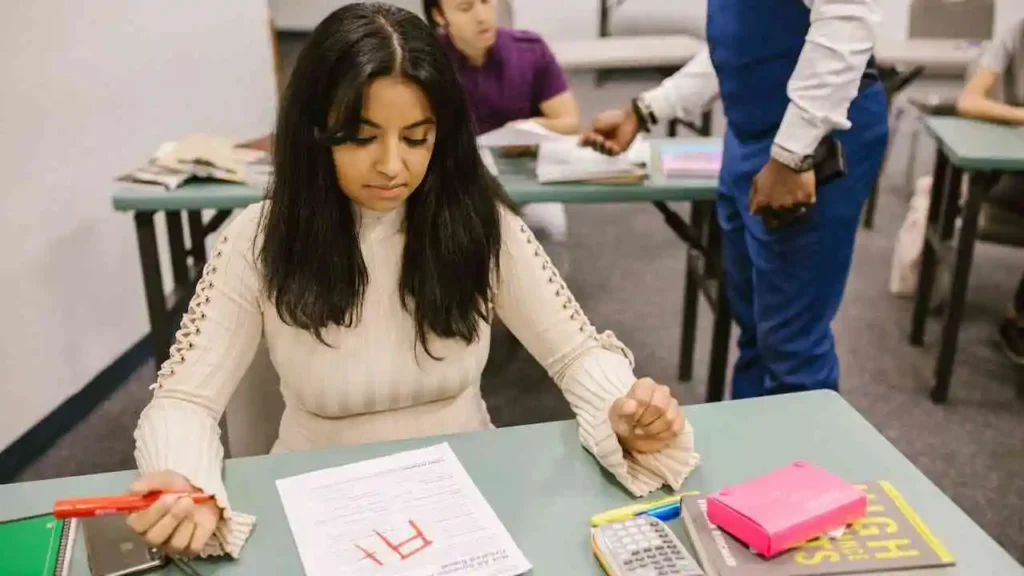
[609,378,685,453]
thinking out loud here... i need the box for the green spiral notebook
[0,514,77,576]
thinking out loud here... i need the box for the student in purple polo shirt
[425,0,578,272]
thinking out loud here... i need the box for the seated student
[956,18,1024,363]
[425,0,577,272]
[123,3,697,559]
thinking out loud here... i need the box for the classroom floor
[16,36,1024,562]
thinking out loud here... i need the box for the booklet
[476,119,566,148]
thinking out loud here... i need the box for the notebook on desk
[0,514,77,576]
[535,140,646,184]
[681,481,957,575]
[658,142,722,178]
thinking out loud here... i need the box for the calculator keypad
[597,517,703,576]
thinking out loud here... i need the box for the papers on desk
[476,119,565,148]
[535,139,647,184]
[276,443,531,576]
[118,133,272,190]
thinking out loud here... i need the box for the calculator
[591,516,705,576]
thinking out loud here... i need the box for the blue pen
[643,500,682,522]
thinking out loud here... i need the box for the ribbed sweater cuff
[562,351,701,497]
[134,402,256,558]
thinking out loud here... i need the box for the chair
[222,339,284,458]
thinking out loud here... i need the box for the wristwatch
[631,95,657,133]
[770,142,815,172]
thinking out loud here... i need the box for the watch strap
[631,96,657,133]
[770,143,815,172]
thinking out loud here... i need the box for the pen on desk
[642,500,682,522]
[590,491,698,527]
[52,492,215,519]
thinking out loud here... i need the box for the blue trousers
[718,83,889,399]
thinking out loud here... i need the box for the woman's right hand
[579,106,641,156]
[125,470,221,557]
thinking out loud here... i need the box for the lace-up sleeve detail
[493,207,700,497]
[134,204,265,558]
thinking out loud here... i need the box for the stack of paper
[276,443,531,576]
[658,142,722,178]
[476,120,566,148]
[535,140,646,184]
[118,133,272,190]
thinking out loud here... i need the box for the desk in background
[910,116,1024,402]
[549,35,983,75]
[112,139,734,402]
[1,391,1020,574]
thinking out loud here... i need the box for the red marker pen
[53,492,214,519]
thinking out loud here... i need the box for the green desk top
[0,391,1019,574]
[925,115,1024,171]
[111,139,719,212]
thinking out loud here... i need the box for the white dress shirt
[641,0,881,158]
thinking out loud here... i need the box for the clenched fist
[609,378,685,453]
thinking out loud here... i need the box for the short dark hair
[260,2,514,358]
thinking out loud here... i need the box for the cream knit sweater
[133,201,700,558]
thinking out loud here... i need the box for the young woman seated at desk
[426,0,577,272]
[124,3,698,560]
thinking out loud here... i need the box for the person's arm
[534,91,581,134]
[772,0,880,159]
[529,38,580,134]
[957,69,1024,123]
[492,208,700,497]
[956,21,1024,125]
[639,47,721,125]
[133,206,265,557]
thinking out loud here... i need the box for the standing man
[582,0,888,398]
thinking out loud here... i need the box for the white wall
[996,0,1024,29]
[270,0,423,30]
[0,1,277,450]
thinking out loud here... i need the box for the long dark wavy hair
[259,2,515,357]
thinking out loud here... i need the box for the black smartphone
[813,135,847,187]
[82,515,166,576]
[760,135,847,230]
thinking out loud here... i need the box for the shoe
[997,317,1024,366]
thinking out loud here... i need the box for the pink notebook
[705,461,866,558]
[659,143,722,177]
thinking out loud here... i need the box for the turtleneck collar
[356,202,406,240]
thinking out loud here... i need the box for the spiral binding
[54,517,77,576]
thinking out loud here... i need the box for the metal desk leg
[862,182,879,229]
[678,202,708,381]
[187,210,208,274]
[910,152,951,346]
[135,212,171,367]
[932,175,984,403]
[165,211,189,290]
[705,216,732,403]
[937,166,963,243]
